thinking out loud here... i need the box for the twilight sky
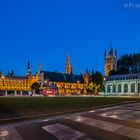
[0,0,140,76]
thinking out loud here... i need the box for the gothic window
[131,83,135,93]
[124,84,128,93]
[118,84,122,93]
[107,85,111,93]
[112,85,116,93]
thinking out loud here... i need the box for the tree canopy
[109,53,140,75]
[31,82,40,94]
[87,71,103,94]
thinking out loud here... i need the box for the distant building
[103,45,140,96]
[41,71,85,95]
[65,54,72,74]
[39,55,89,95]
[0,62,37,96]
[104,43,117,77]
[0,55,89,96]
[104,74,140,96]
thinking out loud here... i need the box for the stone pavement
[1,102,140,140]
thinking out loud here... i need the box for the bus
[41,84,58,96]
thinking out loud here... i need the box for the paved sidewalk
[1,102,140,140]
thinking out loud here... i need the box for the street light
[2,75,5,96]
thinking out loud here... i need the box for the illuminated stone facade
[0,62,39,96]
[104,47,117,77]
[0,75,36,92]
[0,56,89,96]
[41,71,88,95]
[103,74,140,96]
[65,54,72,74]
[103,48,140,96]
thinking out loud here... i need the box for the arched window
[107,85,111,93]
[124,84,128,93]
[131,83,135,93]
[112,85,116,93]
[118,84,122,93]
[138,83,140,93]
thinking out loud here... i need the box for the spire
[115,49,117,58]
[65,54,72,74]
[66,54,70,64]
[80,69,83,75]
[11,69,14,76]
[86,68,89,74]
[26,61,31,76]
[38,64,41,74]
[85,68,90,77]
[27,61,30,69]
[109,41,113,55]
[7,70,10,77]
[104,49,106,58]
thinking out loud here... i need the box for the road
[1,102,140,140]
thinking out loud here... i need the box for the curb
[0,101,138,125]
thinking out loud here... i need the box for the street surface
[1,102,140,140]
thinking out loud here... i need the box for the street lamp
[2,75,5,96]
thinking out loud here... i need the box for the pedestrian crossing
[42,123,93,140]
[66,116,140,140]
[1,102,140,140]
[0,127,22,140]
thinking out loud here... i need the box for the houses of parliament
[1,45,140,96]
[0,55,89,96]
[104,47,140,96]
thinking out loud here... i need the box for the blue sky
[0,0,140,75]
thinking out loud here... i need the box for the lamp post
[2,75,6,96]
[103,77,106,97]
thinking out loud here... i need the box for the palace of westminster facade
[0,47,140,96]
[0,55,89,96]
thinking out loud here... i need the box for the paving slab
[42,123,92,140]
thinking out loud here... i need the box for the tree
[109,53,140,75]
[87,71,103,94]
[92,72,103,86]
[31,82,40,94]
[87,82,101,94]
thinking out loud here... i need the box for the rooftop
[106,73,140,81]
[41,71,84,83]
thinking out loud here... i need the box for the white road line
[42,123,93,140]
[97,109,140,121]
[0,128,22,140]
[67,116,122,132]
[67,116,140,140]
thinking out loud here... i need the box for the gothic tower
[65,54,72,74]
[104,43,117,77]
[26,61,32,76]
[37,64,44,86]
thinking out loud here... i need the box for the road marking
[97,108,140,122]
[67,116,122,132]
[67,116,140,140]
[0,128,22,140]
[42,123,93,140]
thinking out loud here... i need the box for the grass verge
[0,96,139,124]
